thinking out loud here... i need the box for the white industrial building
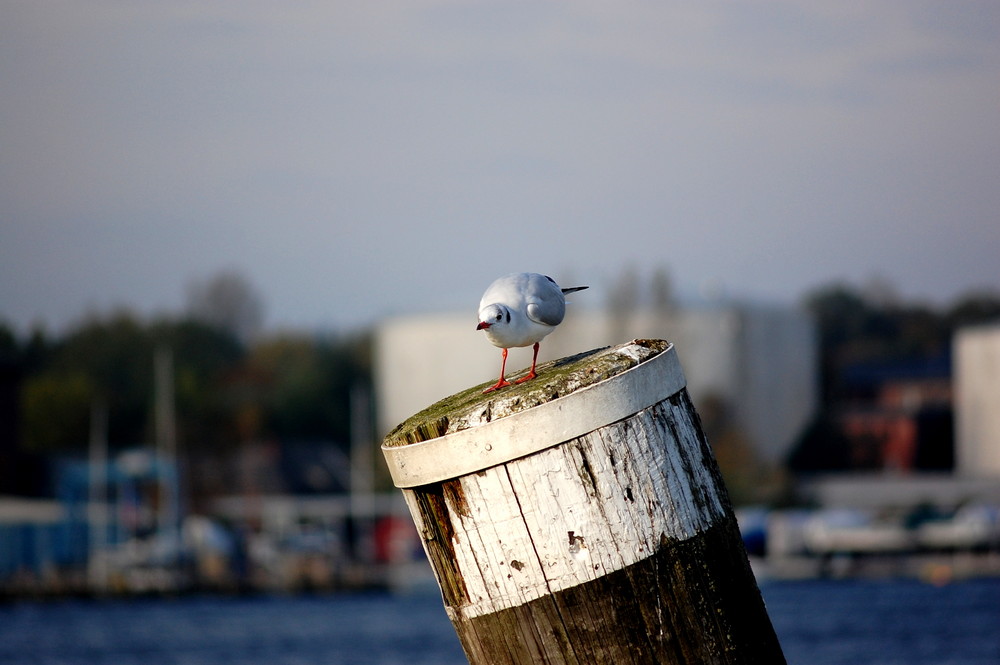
[955,324,1000,478]
[375,302,817,467]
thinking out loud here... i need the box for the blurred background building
[955,324,1000,478]
[376,300,816,471]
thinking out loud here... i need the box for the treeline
[0,314,370,456]
[0,272,371,466]
[804,282,1000,402]
[3,277,998,469]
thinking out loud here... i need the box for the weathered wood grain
[385,340,785,665]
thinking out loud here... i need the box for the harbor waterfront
[3,490,1000,597]
[0,578,998,665]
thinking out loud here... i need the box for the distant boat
[917,505,1000,550]
[803,509,913,554]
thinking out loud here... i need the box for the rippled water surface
[1,578,997,664]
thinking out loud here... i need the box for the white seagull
[476,272,588,393]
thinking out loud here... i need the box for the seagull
[476,272,588,393]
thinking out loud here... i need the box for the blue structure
[0,505,67,579]
[0,449,180,588]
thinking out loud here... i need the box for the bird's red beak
[476,321,490,330]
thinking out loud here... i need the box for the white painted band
[382,344,686,488]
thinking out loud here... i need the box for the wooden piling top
[382,338,672,450]
[383,336,786,664]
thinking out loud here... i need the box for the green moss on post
[383,339,671,448]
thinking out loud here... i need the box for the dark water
[1,578,997,665]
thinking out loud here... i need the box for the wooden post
[382,340,785,665]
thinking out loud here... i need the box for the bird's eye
[495,313,502,321]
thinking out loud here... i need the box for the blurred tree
[806,284,891,350]
[186,270,265,342]
[0,321,25,463]
[149,318,245,448]
[807,284,1000,375]
[41,311,152,446]
[20,371,94,452]
[0,322,18,362]
[946,289,1000,329]
[698,393,762,505]
[805,284,951,401]
[245,333,370,444]
[806,284,878,401]
[0,322,53,494]
[786,412,853,474]
[892,304,946,356]
[20,326,51,374]
[17,312,246,452]
[12,305,378,455]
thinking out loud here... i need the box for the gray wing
[524,276,567,326]
[525,300,565,326]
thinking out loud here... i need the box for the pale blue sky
[2,1,998,333]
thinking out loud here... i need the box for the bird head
[476,303,509,330]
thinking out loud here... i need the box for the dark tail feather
[561,286,589,294]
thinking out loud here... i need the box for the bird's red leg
[515,342,540,384]
[483,348,512,393]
